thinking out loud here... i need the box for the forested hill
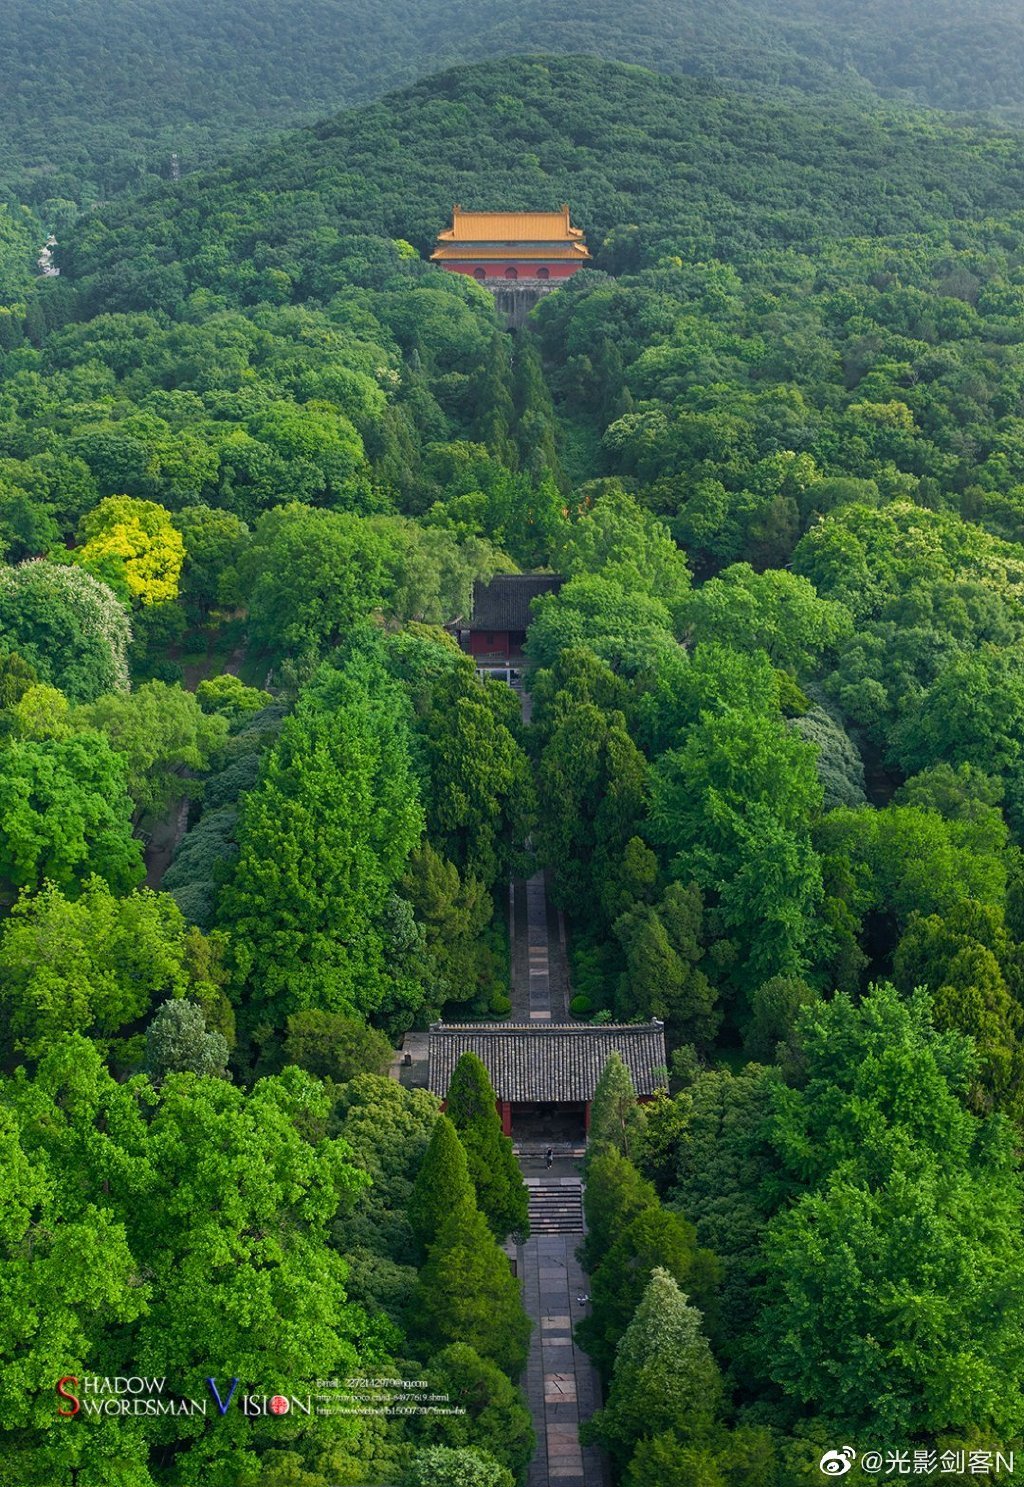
[10,44,1024,1487]
[56,56,1024,317]
[6,0,1024,208]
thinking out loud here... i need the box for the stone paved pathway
[510,672,607,1483]
[518,1225,606,1487]
[510,867,570,1022]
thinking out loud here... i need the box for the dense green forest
[5,0,1024,208]
[5,46,1024,1487]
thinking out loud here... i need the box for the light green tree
[650,711,824,989]
[0,878,216,1058]
[219,663,424,1026]
[554,488,691,625]
[587,1052,648,1166]
[758,983,1024,1436]
[239,503,392,658]
[584,1268,722,1470]
[420,669,533,887]
[414,1196,531,1377]
[0,734,143,901]
[78,680,228,814]
[681,563,851,672]
[0,1039,374,1485]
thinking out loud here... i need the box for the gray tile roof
[469,575,563,632]
[428,1022,668,1103]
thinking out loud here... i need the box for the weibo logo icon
[819,1447,856,1476]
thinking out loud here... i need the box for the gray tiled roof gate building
[428,1021,668,1104]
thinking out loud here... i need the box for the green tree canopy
[239,503,393,658]
[554,488,691,625]
[681,563,852,672]
[0,878,207,1058]
[219,657,424,1029]
[536,698,647,928]
[419,668,533,888]
[649,710,824,989]
[174,503,250,617]
[661,1064,782,1376]
[757,983,1024,1437]
[333,1074,440,1267]
[0,734,143,902]
[893,901,1024,1117]
[283,1010,393,1084]
[78,680,229,814]
[614,883,720,1047]
[527,574,678,677]
[400,841,500,1013]
[577,1204,720,1382]
[0,1039,374,1485]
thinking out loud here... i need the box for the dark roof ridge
[430,1020,664,1032]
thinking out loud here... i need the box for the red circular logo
[269,1395,290,1415]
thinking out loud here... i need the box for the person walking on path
[545,1147,554,1169]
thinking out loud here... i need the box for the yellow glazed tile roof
[436,204,587,242]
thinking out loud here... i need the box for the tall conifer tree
[408,1113,473,1258]
[446,1052,529,1241]
[587,1051,647,1165]
[584,1267,721,1470]
[414,1198,532,1378]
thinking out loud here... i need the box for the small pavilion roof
[428,1022,668,1104]
[468,574,562,632]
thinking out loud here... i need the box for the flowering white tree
[0,558,131,699]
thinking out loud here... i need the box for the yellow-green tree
[74,495,185,605]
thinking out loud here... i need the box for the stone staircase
[527,1177,584,1235]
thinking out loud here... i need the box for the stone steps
[527,1179,584,1235]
